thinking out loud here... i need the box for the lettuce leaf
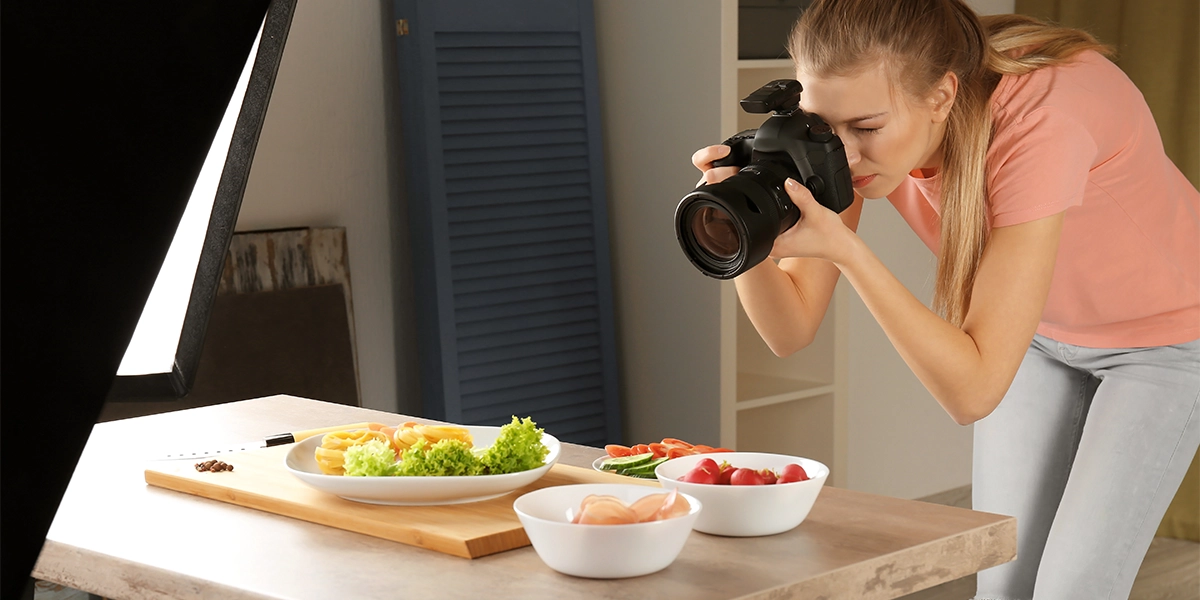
[344,416,549,477]
[342,439,402,476]
[479,416,549,475]
[396,438,483,477]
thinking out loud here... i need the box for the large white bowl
[284,425,560,505]
[655,452,827,537]
[512,483,702,579]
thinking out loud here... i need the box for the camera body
[674,79,854,279]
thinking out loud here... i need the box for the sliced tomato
[605,444,633,458]
[666,447,695,459]
[661,437,693,449]
[691,444,715,453]
[648,442,669,458]
[631,443,652,455]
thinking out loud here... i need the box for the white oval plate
[284,425,561,505]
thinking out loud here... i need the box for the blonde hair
[789,2,1112,326]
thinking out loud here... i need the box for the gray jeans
[972,334,1200,600]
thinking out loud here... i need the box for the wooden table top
[33,395,1014,599]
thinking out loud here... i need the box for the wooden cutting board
[144,447,656,558]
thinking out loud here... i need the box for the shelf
[737,58,792,70]
[737,391,835,467]
[736,373,833,411]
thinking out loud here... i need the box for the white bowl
[512,483,702,579]
[284,426,560,505]
[655,452,828,537]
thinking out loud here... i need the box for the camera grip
[711,154,741,169]
[712,129,757,169]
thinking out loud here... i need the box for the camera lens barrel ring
[676,196,747,278]
[674,173,789,280]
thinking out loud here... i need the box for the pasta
[392,421,473,452]
[313,422,474,476]
[314,430,394,475]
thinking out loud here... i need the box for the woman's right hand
[691,145,741,186]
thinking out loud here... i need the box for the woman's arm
[734,194,864,355]
[693,144,865,356]
[760,178,1064,425]
[835,208,1064,425]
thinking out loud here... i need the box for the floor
[900,486,1200,600]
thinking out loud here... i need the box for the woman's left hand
[769,178,856,263]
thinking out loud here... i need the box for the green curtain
[1015,0,1200,543]
[1015,0,1199,185]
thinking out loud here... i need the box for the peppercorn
[195,459,234,472]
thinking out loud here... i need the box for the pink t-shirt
[886,50,1200,348]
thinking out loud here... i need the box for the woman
[692,1,1199,598]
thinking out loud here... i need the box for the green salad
[342,416,549,477]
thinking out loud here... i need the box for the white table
[34,395,1014,599]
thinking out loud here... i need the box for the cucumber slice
[599,452,654,471]
[620,457,669,477]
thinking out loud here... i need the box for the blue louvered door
[391,0,621,446]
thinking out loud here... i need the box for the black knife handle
[264,433,297,447]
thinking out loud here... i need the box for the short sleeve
[987,106,1098,228]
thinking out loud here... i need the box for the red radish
[718,462,735,485]
[778,463,809,483]
[759,468,778,485]
[680,462,720,485]
[730,467,766,485]
[675,461,812,485]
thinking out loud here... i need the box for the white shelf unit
[720,278,849,486]
[737,374,833,409]
[715,11,849,486]
[595,0,848,489]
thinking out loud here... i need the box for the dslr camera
[674,79,854,279]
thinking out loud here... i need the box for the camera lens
[674,162,800,279]
[690,206,739,260]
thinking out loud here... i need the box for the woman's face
[797,63,951,198]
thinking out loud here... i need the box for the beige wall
[236,0,1012,501]
[594,0,729,446]
[235,1,420,415]
[845,0,1014,499]
[846,204,970,499]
